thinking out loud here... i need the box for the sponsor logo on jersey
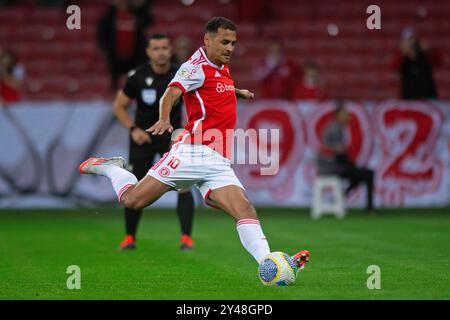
[216,82,235,93]
[215,71,221,78]
[179,65,201,80]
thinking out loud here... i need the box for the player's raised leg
[206,185,269,263]
[79,157,171,209]
[207,185,310,269]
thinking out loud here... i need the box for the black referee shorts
[129,146,170,180]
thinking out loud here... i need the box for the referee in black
[113,34,195,251]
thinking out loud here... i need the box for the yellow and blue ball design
[258,252,297,286]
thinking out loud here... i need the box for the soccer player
[80,17,309,273]
[113,34,195,251]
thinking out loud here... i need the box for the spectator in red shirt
[254,40,301,100]
[0,48,25,104]
[293,60,326,100]
[97,0,152,90]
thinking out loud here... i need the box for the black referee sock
[177,191,194,236]
[125,208,143,239]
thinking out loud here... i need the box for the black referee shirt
[122,63,182,156]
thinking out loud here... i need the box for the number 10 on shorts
[167,157,181,170]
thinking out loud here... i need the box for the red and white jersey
[168,47,237,158]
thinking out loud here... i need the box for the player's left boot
[79,156,126,176]
[291,250,310,272]
[120,234,136,251]
[180,234,194,251]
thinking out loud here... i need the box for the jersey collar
[200,47,225,70]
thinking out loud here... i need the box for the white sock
[236,219,271,264]
[102,166,138,202]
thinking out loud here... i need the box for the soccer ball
[258,252,297,286]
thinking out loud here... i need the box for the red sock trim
[118,184,134,202]
[236,219,260,228]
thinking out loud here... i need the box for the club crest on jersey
[141,89,157,105]
[145,77,154,86]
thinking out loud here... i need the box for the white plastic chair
[311,176,346,219]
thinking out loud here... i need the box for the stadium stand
[0,0,448,101]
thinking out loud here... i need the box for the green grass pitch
[0,208,449,299]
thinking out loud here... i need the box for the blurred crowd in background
[0,0,448,104]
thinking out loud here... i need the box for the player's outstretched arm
[235,88,255,100]
[146,86,183,135]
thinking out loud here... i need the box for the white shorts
[146,143,244,207]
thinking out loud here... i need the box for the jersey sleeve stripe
[190,56,206,65]
[168,81,187,93]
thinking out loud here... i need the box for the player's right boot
[292,250,310,272]
[79,157,126,176]
[120,234,136,251]
[180,234,194,251]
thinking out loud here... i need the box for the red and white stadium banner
[235,100,450,208]
[0,100,449,208]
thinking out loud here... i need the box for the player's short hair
[147,33,170,44]
[205,17,236,34]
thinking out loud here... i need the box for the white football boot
[79,156,126,176]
